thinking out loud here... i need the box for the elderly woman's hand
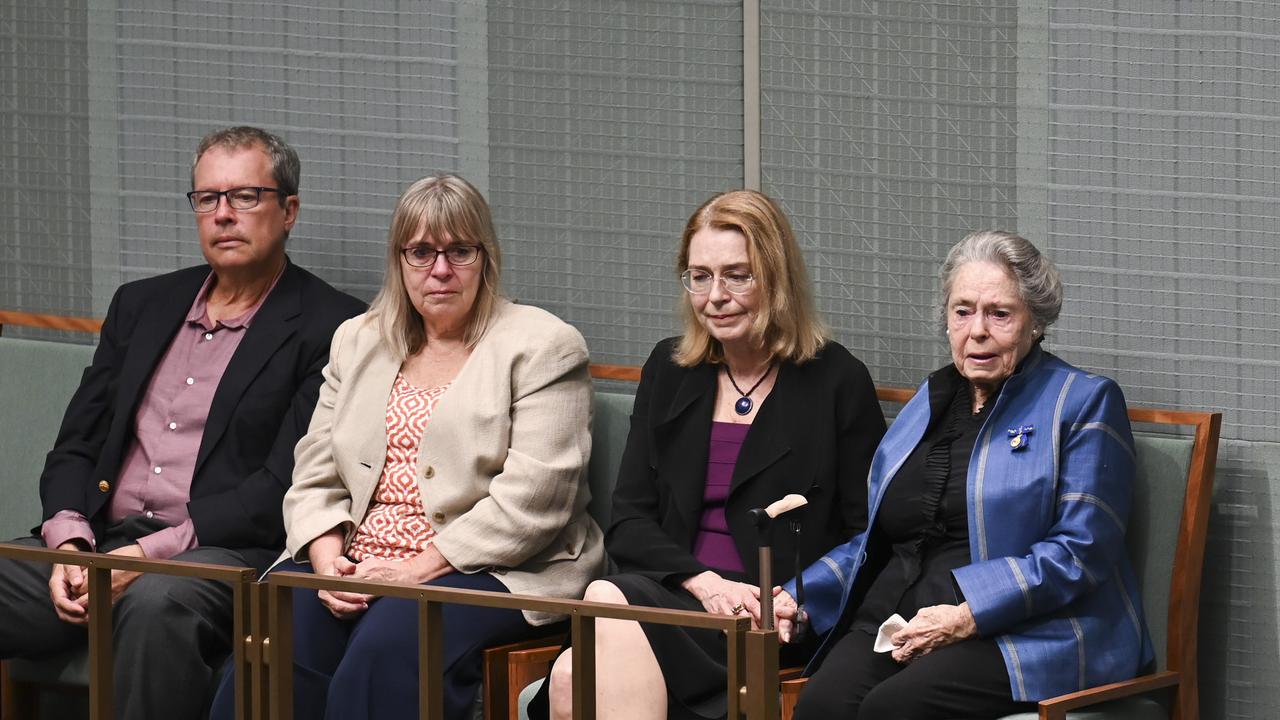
[889,602,977,664]
[681,571,761,626]
[772,588,800,643]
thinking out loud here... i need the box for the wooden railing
[0,542,776,720]
[0,544,256,720]
[266,572,776,720]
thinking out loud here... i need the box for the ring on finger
[730,602,746,615]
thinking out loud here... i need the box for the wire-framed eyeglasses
[680,268,755,295]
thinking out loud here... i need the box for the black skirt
[609,573,733,720]
[526,573,814,720]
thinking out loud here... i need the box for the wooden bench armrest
[481,637,565,720]
[1035,670,1179,720]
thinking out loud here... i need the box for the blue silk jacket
[786,346,1154,701]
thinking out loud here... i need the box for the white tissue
[873,613,908,653]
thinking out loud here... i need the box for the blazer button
[432,511,445,523]
[98,480,110,493]
[422,466,435,479]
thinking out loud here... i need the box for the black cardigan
[606,337,886,587]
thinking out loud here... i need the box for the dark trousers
[210,559,535,720]
[794,628,1035,720]
[0,532,264,720]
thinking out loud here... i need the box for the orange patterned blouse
[348,373,450,561]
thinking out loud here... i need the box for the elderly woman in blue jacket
[776,230,1153,720]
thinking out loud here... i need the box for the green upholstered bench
[1,333,1221,720]
[0,337,96,541]
[0,337,98,719]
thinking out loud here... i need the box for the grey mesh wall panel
[1,1,92,322]
[760,1,1020,387]
[1043,5,1280,719]
[487,0,744,365]
[5,3,1280,718]
[1045,4,1280,444]
[109,1,463,299]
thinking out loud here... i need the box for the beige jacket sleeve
[429,316,592,571]
[283,317,359,559]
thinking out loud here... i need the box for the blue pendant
[735,396,753,415]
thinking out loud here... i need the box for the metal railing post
[87,563,113,720]
[743,630,779,720]
[419,600,445,720]
[570,613,596,720]
[268,582,294,720]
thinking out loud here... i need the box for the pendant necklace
[725,363,774,416]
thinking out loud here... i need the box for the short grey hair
[191,126,300,199]
[939,230,1063,332]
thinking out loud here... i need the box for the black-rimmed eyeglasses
[187,187,287,213]
[401,245,483,268]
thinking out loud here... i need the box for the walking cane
[746,494,808,631]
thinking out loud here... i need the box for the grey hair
[191,126,301,198]
[939,230,1063,332]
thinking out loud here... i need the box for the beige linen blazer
[283,299,604,624]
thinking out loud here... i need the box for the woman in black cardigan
[542,190,885,720]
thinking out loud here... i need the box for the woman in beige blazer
[212,174,602,720]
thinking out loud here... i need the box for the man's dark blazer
[37,259,365,570]
[606,337,887,587]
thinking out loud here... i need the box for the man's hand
[49,541,89,624]
[49,543,147,625]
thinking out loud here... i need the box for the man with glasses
[0,126,364,718]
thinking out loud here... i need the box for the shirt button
[145,510,155,519]
[204,332,214,341]
[168,422,177,430]
[185,377,194,385]
[431,511,445,523]
[422,466,435,479]
[98,480,110,493]
[153,466,162,474]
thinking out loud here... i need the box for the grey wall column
[1015,0,1048,247]
[88,0,120,315]
[743,0,760,190]
[457,0,489,197]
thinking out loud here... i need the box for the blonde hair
[367,175,502,359]
[674,190,827,366]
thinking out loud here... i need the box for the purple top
[41,268,282,559]
[692,421,750,573]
